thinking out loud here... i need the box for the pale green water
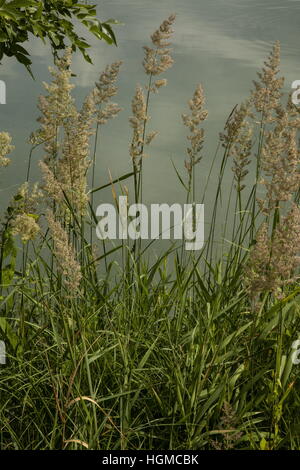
[0,0,299,246]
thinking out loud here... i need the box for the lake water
[0,0,299,251]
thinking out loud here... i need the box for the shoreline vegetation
[1,15,300,450]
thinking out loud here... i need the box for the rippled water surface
[1,0,300,215]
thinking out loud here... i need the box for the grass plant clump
[1,17,300,450]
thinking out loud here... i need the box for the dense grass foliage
[1,17,300,450]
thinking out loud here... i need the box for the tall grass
[0,19,300,450]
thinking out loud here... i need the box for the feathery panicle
[94,61,123,125]
[47,211,82,293]
[11,182,42,242]
[16,182,42,211]
[182,84,208,175]
[246,59,300,304]
[0,131,13,167]
[252,41,284,122]
[245,222,272,299]
[39,160,64,206]
[56,91,96,215]
[38,50,96,216]
[271,204,300,287]
[220,101,253,191]
[220,102,253,191]
[12,214,40,243]
[145,131,159,145]
[96,101,122,126]
[286,92,300,128]
[94,61,122,103]
[28,129,45,147]
[258,106,300,214]
[143,14,175,79]
[231,123,252,192]
[153,78,168,93]
[246,204,300,301]
[211,402,243,450]
[128,15,176,173]
[129,85,148,164]
[220,101,253,147]
[38,48,76,162]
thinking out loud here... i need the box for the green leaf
[102,23,117,45]
[90,172,136,194]
[0,317,20,351]
[171,158,189,191]
[33,1,43,20]
[105,18,123,25]
[0,9,17,20]
[15,51,32,66]
[8,0,35,7]
[260,438,268,450]
[0,1,118,72]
